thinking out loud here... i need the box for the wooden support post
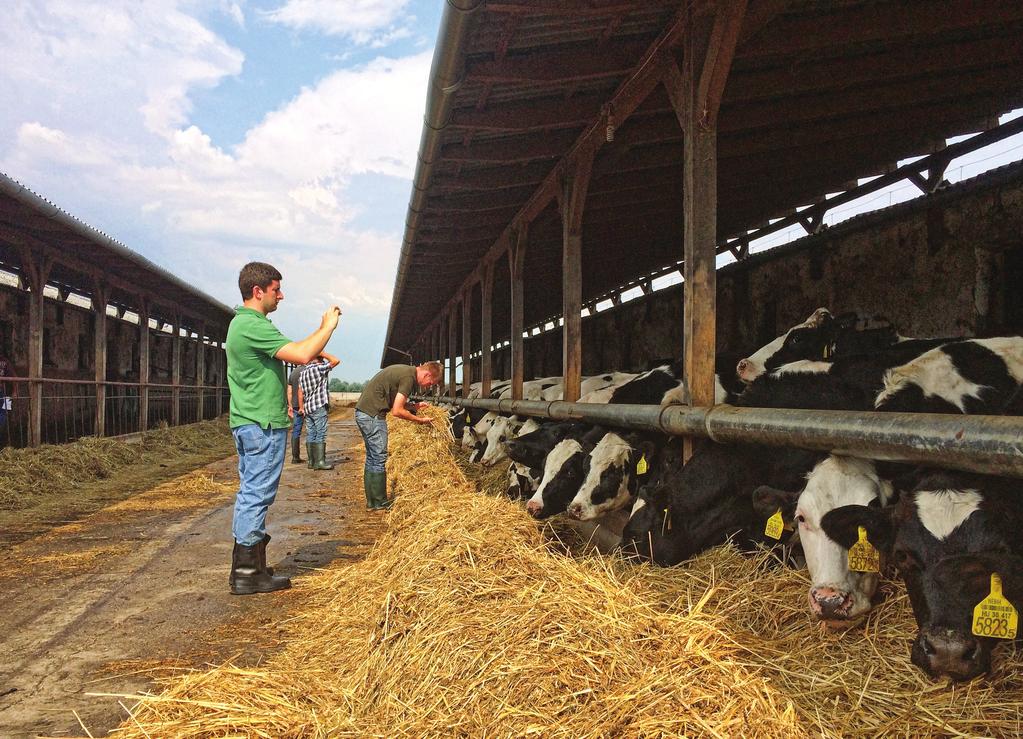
[138,300,151,432]
[93,284,108,437]
[461,289,473,395]
[509,227,528,401]
[196,322,206,422]
[20,250,52,447]
[559,152,594,403]
[211,335,221,417]
[448,307,458,400]
[481,261,495,397]
[170,317,182,426]
[438,313,447,397]
[664,0,745,460]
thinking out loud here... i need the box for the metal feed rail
[434,396,1023,479]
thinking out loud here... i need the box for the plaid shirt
[299,361,332,413]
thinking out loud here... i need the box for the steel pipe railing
[443,397,1023,479]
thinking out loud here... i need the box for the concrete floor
[0,408,383,738]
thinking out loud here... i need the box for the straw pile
[0,418,233,510]
[111,407,1022,737]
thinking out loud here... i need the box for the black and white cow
[504,420,586,499]
[618,440,822,566]
[874,336,1023,414]
[524,425,609,519]
[735,308,905,384]
[821,470,1023,681]
[565,431,659,521]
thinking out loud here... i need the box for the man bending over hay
[225,261,342,595]
[355,361,442,509]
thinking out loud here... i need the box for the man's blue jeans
[291,410,304,439]
[355,409,388,473]
[232,424,287,546]
[306,405,329,443]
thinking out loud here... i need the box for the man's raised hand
[321,306,342,331]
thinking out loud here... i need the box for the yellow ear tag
[764,509,785,540]
[636,454,648,475]
[972,573,1018,640]
[848,526,880,573]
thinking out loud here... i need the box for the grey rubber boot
[291,436,303,464]
[311,442,335,471]
[366,471,390,509]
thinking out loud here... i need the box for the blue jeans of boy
[355,409,388,473]
[306,405,329,443]
[232,424,287,546]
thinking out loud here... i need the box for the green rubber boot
[311,442,335,471]
[365,471,390,509]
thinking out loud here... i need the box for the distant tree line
[329,379,364,393]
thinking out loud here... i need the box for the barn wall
[497,165,1023,379]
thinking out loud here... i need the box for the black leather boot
[291,436,303,464]
[230,541,291,595]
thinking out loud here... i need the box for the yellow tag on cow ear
[972,573,1018,640]
[636,454,648,475]
[764,509,785,540]
[848,526,880,573]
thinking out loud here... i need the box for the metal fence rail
[0,376,230,448]
[446,397,1023,479]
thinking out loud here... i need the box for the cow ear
[752,485,799,519]
[807,307,832,327]
[820,504,894,552]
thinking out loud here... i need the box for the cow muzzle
[913,627,988,682]
[567,503,583,520]
[736,358,758,383]
[809,586,854,621]
[525,500,543,518]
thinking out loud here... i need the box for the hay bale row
[0,418,233,511]
[111,407,1022,737]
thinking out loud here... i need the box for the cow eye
[499,436,506,442]
[795,513,806,526]
[893,549,918,571]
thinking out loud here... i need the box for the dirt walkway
[0,409,382,738]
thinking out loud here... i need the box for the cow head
[792,456,894,625]
[910,552,1022,682]
[567,433,655,521]
[524,427,604,519]
[479,416,523,466]
[736,307,834,383]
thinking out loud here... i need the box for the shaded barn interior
[0,174,234,447]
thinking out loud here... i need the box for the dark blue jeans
[291,409,304,439]
[355,409,388,473]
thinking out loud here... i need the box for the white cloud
[265,0,412,45]
[0,0,431,378]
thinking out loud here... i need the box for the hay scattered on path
[109,408,1022,737]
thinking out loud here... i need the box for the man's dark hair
[238,262,282,300]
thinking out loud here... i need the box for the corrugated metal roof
[384,0,1023,365]
[0,171,234,336]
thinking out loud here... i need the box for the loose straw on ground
[109,407,1022,737]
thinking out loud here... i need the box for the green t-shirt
[357,364,418,418]
[225,307,292,429]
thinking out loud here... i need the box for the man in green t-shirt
[225,261,342,595]
[355,361,443,509]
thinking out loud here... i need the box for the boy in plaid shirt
[299,353,340,470]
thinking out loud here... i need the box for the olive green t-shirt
[225,307,292,429]
[357,364,418,418]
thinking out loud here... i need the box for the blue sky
[0,0,443,382]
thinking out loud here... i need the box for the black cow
[735,308,902,383]
[822,470,1023,681]
[618,440,821,566]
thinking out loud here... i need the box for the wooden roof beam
[465,37,650,84]
[485,1,649,18]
